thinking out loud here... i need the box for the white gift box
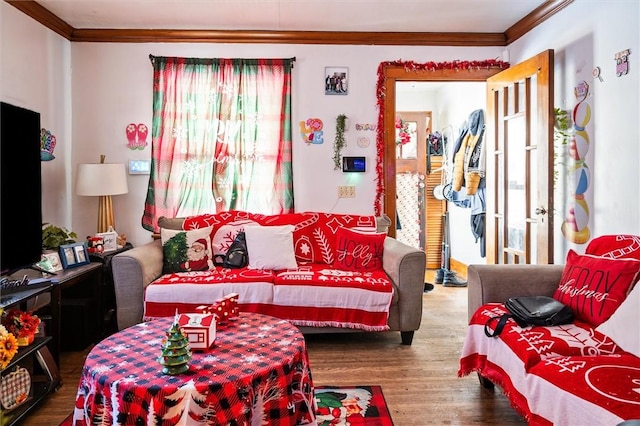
[178,313,216,350]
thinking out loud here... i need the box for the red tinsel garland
[373,59,509,215]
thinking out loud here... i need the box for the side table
[89,243,133,337]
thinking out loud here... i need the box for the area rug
[60,385,393,425]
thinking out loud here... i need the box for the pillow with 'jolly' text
[553,249,640,327]
[333,227,385,272]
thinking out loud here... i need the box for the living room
[2,0,639,424]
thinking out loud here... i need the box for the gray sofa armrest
[467,264,565,321]
[112,239,164,330]
[383,237,426,333]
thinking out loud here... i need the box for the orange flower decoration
[0,331,18,370]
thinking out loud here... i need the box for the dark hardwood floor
[21,271,525,425]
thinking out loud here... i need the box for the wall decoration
[615,49,630,76]
[126,123,149,150]
[357,137,370,148]
[355,123,376,131]
[325,67,348,95]
[333,114,348,170]
[299,118,324,145]
[592,67,603,82]
[40,128,56,161]
[561,80,592,245]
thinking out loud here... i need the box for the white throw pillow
[596,283,640,357]
[244,225,297,270]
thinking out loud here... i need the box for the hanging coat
[452,109,485,195]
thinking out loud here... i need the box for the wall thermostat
[342,156,366,172]
[129,159,151,175]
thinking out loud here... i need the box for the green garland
[333,114,347,170]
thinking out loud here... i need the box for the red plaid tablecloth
[71,313,316,425]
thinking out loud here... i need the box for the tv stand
[0,279,60,426]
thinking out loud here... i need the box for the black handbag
[484,296,574,337]
[214,232,248,269]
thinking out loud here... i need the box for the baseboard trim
[449,258,468,278]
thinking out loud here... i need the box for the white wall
[508,0,640,262]
[1,3,72,231]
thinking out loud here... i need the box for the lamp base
[97,195,116,234]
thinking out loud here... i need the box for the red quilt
[143,264,394,331]
[459,303,640,425]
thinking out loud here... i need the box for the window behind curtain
[142,56,294,232]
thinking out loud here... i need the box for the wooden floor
[22,271,525,425]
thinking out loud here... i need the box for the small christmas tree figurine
[158,314,192,375]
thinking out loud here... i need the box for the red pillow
[333,227,385,271]
[554,249,640,326]
[585,235,640,261]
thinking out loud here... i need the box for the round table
[72,313,316,425]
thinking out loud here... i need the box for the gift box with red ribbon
[177,313,216,350]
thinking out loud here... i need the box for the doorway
[378,62,504,241]
[378,54,554,266]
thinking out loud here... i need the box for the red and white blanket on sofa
[459,303,640,425]
[144,211,395,331]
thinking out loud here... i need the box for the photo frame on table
[35,251,64,273]
[96,230,118,252]
[59,242,90,269]
[325,67,348,95]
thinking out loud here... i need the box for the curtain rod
[149,55,296,66]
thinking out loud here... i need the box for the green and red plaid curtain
[142,56,294,232]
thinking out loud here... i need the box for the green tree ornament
[158,318,192,375]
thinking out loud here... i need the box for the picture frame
[59,242,90,269]
[96,231,118,252]
[325,67,348,95]
[35,251,63,273]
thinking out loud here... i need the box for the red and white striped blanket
[459,303,640,425]
[144,263,394,331]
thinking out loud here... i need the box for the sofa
[459,235,640,425]
[111,211,427,345]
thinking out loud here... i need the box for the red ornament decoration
[373,59,509,215]
[196,293,239,323]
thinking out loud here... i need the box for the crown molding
[69,29,506,46]
[6,0,573,46]
[505,0,574,44]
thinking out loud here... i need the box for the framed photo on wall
[59,242,90,269]
[325,67,348,95]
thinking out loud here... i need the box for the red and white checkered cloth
[72,313,316,425]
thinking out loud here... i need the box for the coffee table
[72,312,316,425]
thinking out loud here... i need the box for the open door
[485,49,555,264]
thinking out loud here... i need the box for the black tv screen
[1,102,43,275]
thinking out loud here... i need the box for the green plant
[553,107,572,187]
[332,114,348,170]
[42,223,77,250]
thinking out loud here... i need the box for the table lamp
[76,155,128,233]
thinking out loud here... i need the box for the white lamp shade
[76,163,129,196]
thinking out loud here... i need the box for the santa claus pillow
[161,226,214,273]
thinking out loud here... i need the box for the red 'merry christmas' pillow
[554,249,640,327]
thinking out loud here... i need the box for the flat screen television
[0,102,43,276]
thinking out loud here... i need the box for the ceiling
[6,0,573,45]
[31,0,547,33]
